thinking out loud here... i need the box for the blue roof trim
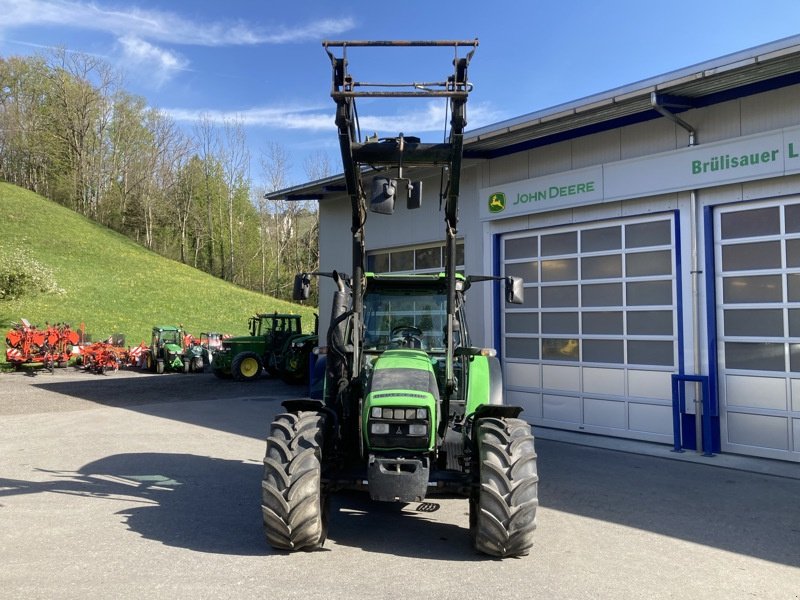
[466,71,800,160]
[465,110,662,159]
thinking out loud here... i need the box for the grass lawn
[0,183,317,360]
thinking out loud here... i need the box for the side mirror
[293,273,311,301]
[505,276,524,305]
[370,177,396,215]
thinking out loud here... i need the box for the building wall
[318,81,800,461]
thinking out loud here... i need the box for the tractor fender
[465,354,506,416]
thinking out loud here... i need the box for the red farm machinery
[79,340,148,374]
[4,319,79,370]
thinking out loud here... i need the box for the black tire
[182,360,190,374]
[470,417,538,558]
[231,352,263,381]
[192,356,204,373]
[156,359,165,374]
[279,350,307,384]
[261,411,328,551]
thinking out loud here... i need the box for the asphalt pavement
[1,368,798,599]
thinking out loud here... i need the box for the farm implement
[79,341,148,374]
[5,319,79,370]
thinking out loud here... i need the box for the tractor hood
[220,334,259,348]
[363,349,439,452]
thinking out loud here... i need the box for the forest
[0,50,325,302]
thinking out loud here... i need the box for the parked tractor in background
[261,41,538,558]
[182,333,206,373]
[143,325,202,374]
[212,313,317,383]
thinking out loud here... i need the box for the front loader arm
[324,40,477,392]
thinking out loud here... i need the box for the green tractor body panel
[363,349,438,452]
[465,354,493,416]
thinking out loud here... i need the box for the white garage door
[502,214,678,444]
[714,199,800,462]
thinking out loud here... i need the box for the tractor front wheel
[261,411,328,551]
[470,417,538,558]
[232,352,263,381]
[156,359,165,374]
[279,350,307,384]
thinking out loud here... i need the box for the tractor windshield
[160,330,181,345]
[363,287,447,352]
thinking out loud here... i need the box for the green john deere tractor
[143,325,196,374]
[212,313,317,383]
[260,41,538,558]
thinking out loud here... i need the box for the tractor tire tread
[471,417,538,558]
[261,411,327,552]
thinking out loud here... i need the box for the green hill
[0,183,316,357]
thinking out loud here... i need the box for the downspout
[650,93,703,453]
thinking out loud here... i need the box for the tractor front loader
[261,40,538,558]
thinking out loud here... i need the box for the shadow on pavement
[325,491,483,561]
[1,452,266,556]
[7,373,800,565]
[0,452,481,559]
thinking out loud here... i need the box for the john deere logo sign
[488,192,506,213]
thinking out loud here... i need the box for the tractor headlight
[407,423,427,436]
[366,405,431,449]
[370,423,390,434]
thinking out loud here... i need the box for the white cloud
[118,36,189,85]
[1,0,355,47]
[161,100,507,135]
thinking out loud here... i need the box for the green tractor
[212,313,317,383]
[143,325,198,374]
[261,41,538,558]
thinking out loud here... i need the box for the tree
[260,142,294,297]
[46,49,118,217]
[220,120,250,284]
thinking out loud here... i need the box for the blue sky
[2,0,800,187]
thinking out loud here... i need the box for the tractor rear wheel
[232,352,263,381]
[261,411,328,551]
[470,417,538,558]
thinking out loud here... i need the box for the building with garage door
[273,35,800,463]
